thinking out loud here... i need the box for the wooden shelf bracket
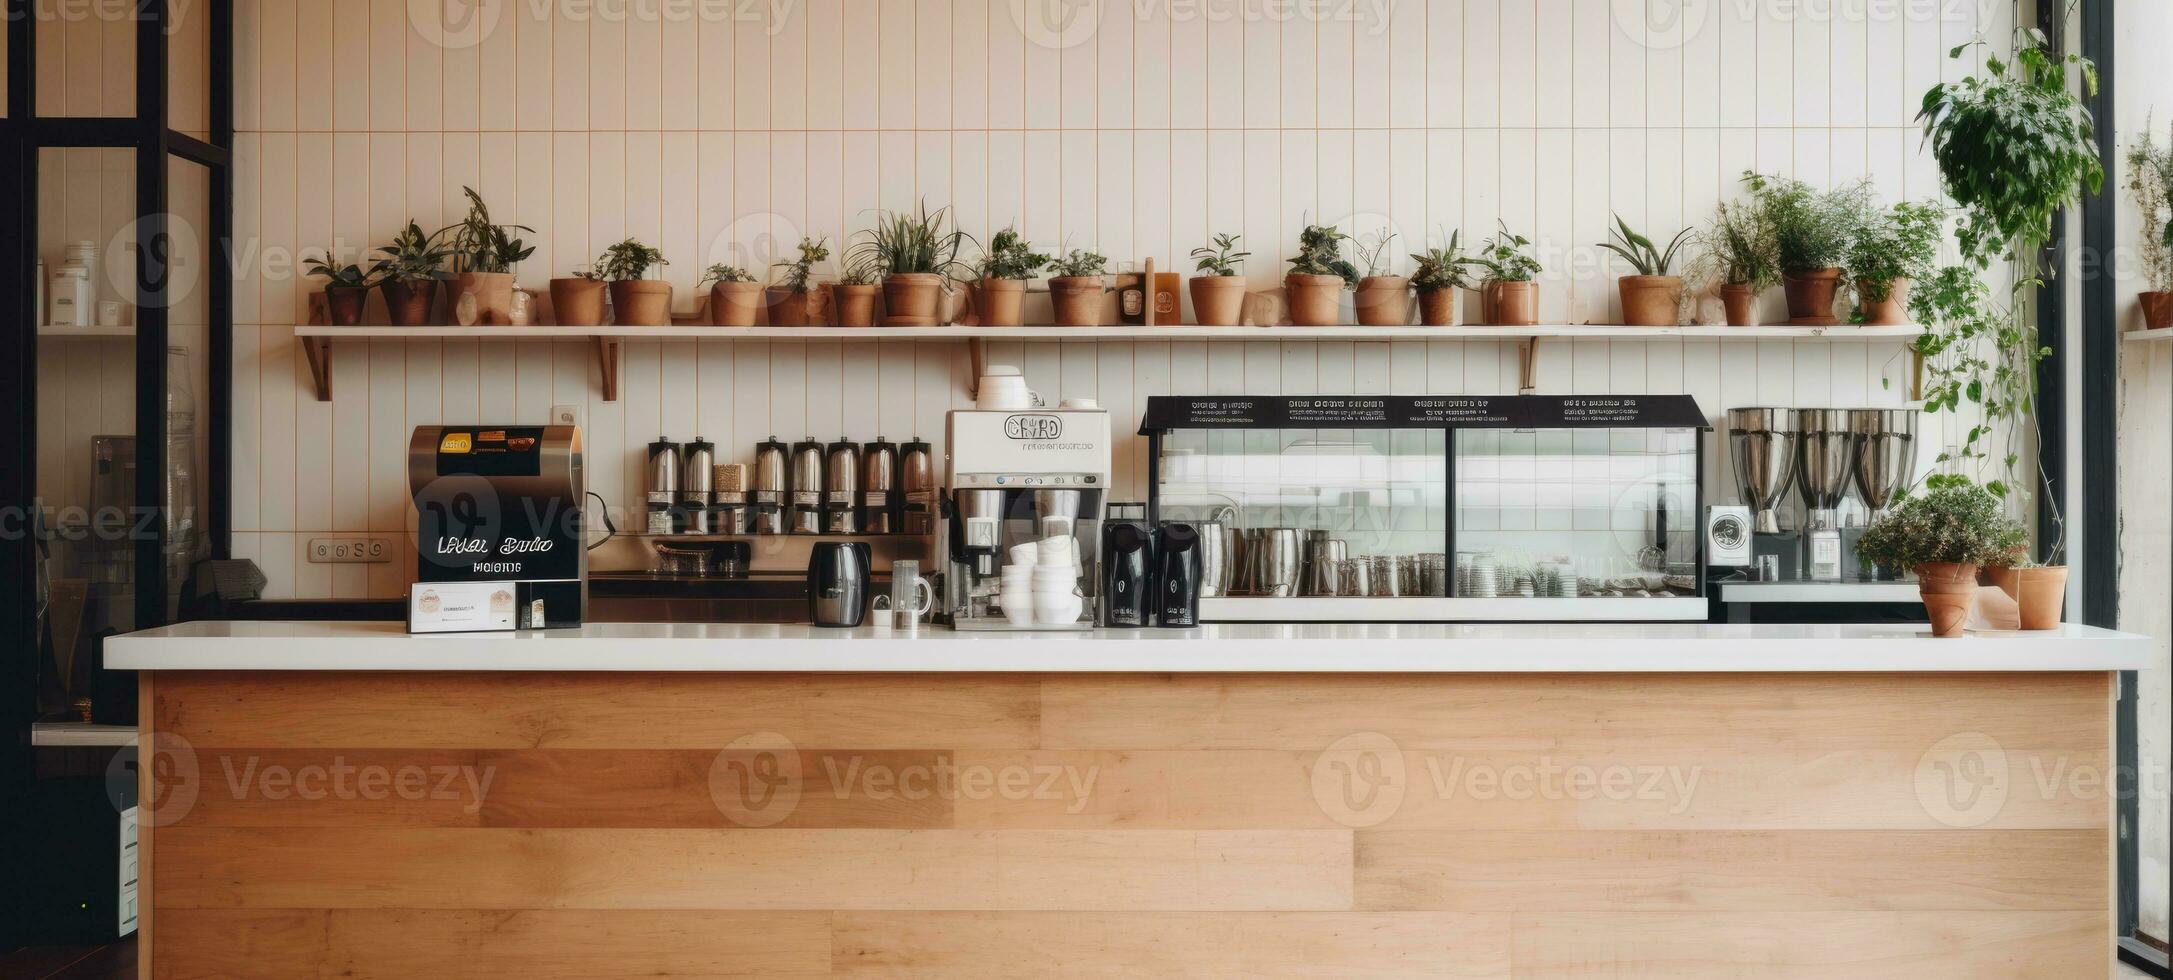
[594,334,622,402]
[302,334,332,401]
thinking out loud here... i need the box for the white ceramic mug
[976,366,1039,410]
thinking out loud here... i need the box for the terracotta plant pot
[454,271,515,325]
[379,278,438,327]
[549,277,606,325]
[975,278,1027,327]
[1857,278,1912,326]
[1720,283,1757,326]
[1048,276,1106,326]
[1617,275,1682,327]
[765,287,808,327]
[882,273,945,325]
[1482,280,1538,326]
[808,284,833,326]
[1913,561,1981,593]
[323,285,369,326]
[1190,275,1247,326]
[707,281,763,326]
[1781,268,1843,325]
[1417,288,1457,326]
[1354,275,1411,326]
[2142,291,2173,330]
[832,284,880,327]
[1986,565,2068,630]
[1284,273,1346,326]
[608,280,673,326]
[1920,588,1978,638]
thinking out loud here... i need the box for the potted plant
[700,263,763,327]
[1408,231,1475,326]
[849,200,972,326]
[1471,222,1542,326]
[591,238,671,326]
[2126,115,2173,329]
[550,264,608,325]
[1597,213,1689,327]
[1855,480,2026,637]
[1284,223,1357,326]
[369,220,450,327]
[1684,199,1778,326]
[831,262,882,327]
[1846,200,1943,325]
[305,252,373,326]
[766,236,829,327]
[1188,233,1250,325]
[1351,232,1409,326]
[1743,172,1869,325]
[972,227,1049,327]
[438,186,535,326]
[1046,248,1110,326]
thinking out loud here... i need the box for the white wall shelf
[30,721,139,747]
[290,322,1926,403]
[2123,326,2173,343]
[38,324,135,338]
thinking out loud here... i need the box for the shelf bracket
[593,334,622,402]
[1517,337,1539,394]
[301,335,332,402]
[967,337,987,400]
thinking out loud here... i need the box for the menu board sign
[1141,395,1707,431]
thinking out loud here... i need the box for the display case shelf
[290,322,1926,402]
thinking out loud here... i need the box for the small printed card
[409,581,518,634]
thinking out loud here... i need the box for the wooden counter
[124,648,2129,978]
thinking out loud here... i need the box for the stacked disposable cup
[1032,536,1082,625]
[999,565,1036,626]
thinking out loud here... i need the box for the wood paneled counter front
[110,622,2148,979]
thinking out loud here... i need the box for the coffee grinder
[1793,409,1855,582]
[933,407,1112,630]
[1724,408,1801,580]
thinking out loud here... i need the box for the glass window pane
[165,155,213,617]
[34,2,135,118]
[169,0,211,139]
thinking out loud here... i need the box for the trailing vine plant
[1912,23,2103,562]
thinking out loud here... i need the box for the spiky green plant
[1597,213,1690,277]
[848,200,974,281]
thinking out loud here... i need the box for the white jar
[64,241,100,294]
[49,264,93,327]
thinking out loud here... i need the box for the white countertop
[106,620,2152,673]
[1717,581,1926,603]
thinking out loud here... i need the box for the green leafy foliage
[1685,198,1780,292]
[1853,481,2028,571]
[1048,248,1110,279]
[1471,222,1541,283]
[977,227,1051,281]
[1597,213,1690,276]
[1741,171,1871,273]
[1918,32,2103,268]
[1287,223,1359,285]
[1190,233,1249,277]
[849,200,974,281]
[699,264,758,285]
[772,236,831,292]
[589,239,668,282]
[1350,231,1398,278]
[2126,114,2173,292]
[305,252,371,288]
[1409,230,1476,293]
[369,220,451,283]
[1847,200,1946,303]
[438,186,535,275]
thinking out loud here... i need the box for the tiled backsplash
[209,0,1998,598]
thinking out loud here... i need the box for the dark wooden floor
[0,937,135,979]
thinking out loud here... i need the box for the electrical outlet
[308,537,393,564]
[551,403,584,431]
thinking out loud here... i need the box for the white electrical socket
[551,404,584,431]
[307,537,393,564]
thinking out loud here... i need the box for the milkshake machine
[933,406,1112,630]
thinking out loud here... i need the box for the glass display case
[1141,395,1710,621]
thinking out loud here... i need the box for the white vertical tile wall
[205,0,2003,598]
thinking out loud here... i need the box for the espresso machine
[1724,408,1801,580]
[1794,409,1855,581]
[409,425,586,628]
[1849,408,1918,579]
[934,407,1112,630]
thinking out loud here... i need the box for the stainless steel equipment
[861,437,898,533]
[1249,528,1303,598]
[751,438,788,534]
[1724,408,1796,535]
[679,438,715,534]
[712,463,749,534]
[1301,531,1347,597]
[645,438,680,534]
[1195,519,1236,597]
[934,407,1113,630]
[1849,408,1917,519]
[789,438,825,534]
[824,439,861,533]
[1793,408,1854,581]
[900,438,935,535]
